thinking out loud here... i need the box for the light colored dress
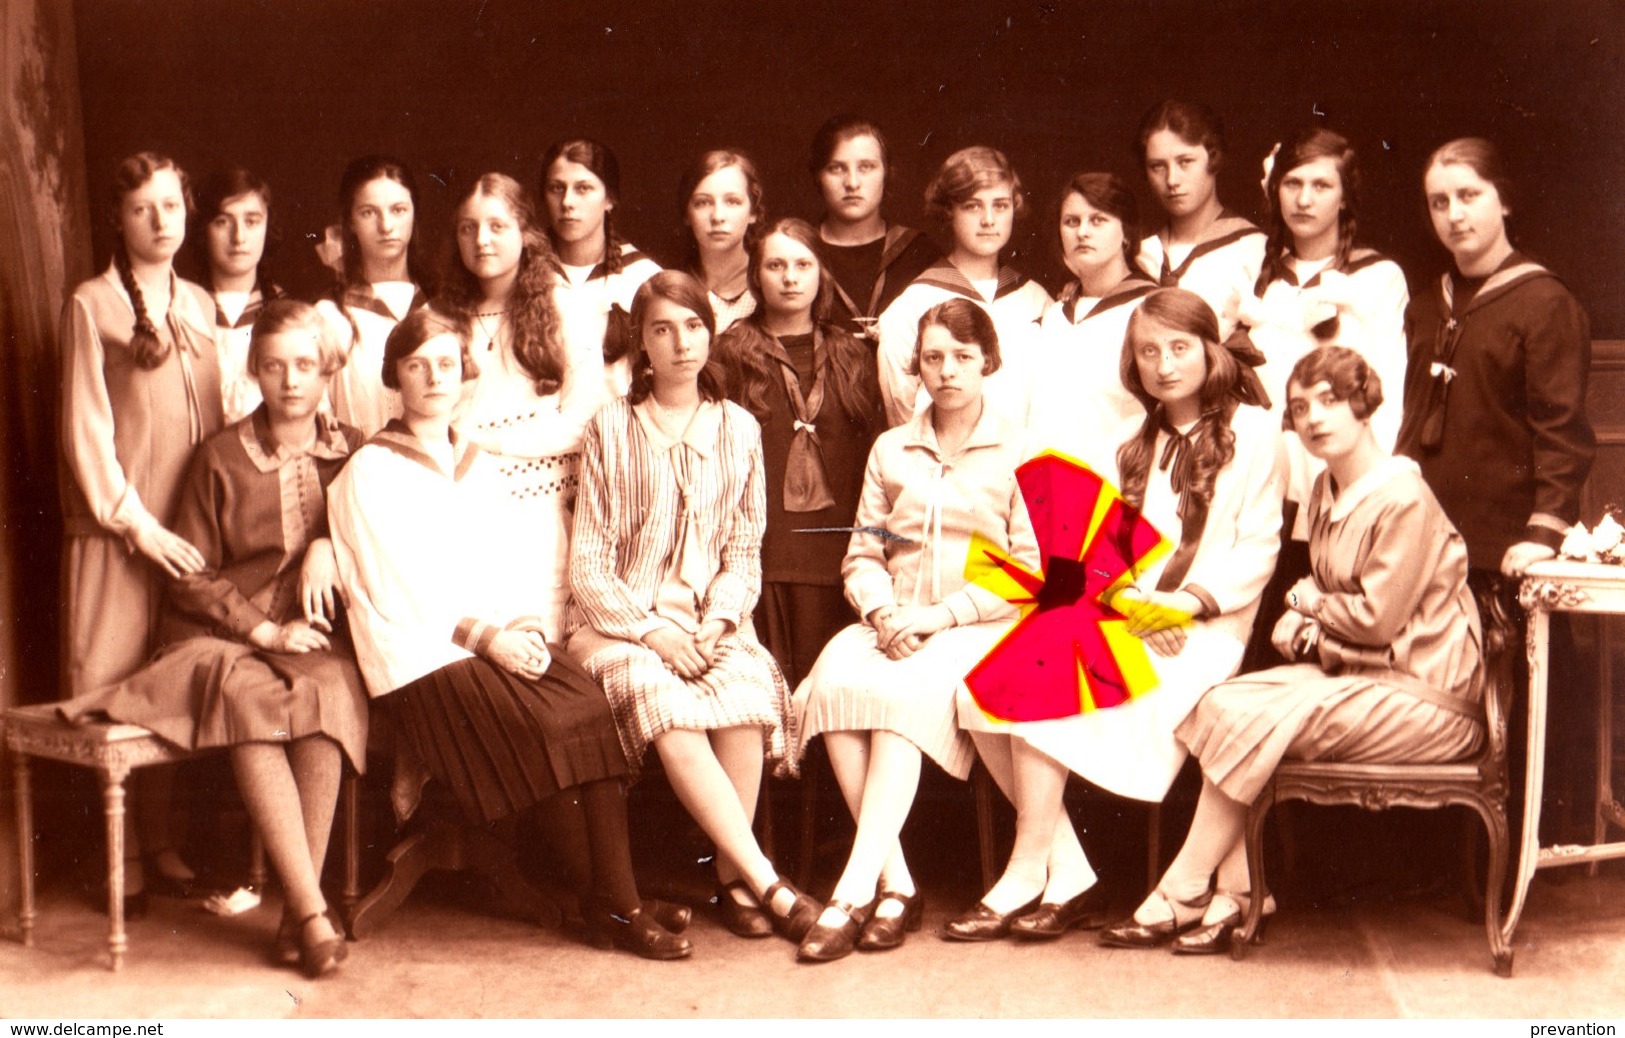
[317,280,423,437]
[1136,213,1267,340]
[567,398,794,773]
[960,402,1287,801]
[550,242,659,412]
[796,404,1040,779]
[1177,456,1485,804]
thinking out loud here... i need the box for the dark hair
[1285,344,1383,425]
[1116,288,1240,515]
[1058,171,1142,270]
[109,152,193,370]
[807,114,894,200]
[1135,100,1227,173]
[380,306,473,391]
[1425,137,1516,245]
[247,299,345,377]
[907,297,1002,377]
[335,155,434,292]
[677,149,765,268]
[626,270,726,405]
[720,218,878,425]
[190,167,283,297]
[539,138,628,276]
[923,146,1025,229]
[1256,128,1360,296]
[441,173,565,388]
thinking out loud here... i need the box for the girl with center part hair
[1134,101,1267,339]
[443,172,579,635]
[329,307,691,961]
[807,115,940,343]
[955,287,1285,943]
[568,270,817,944]
[1102,345,1483,954]
[679,149,764,334]
[60,152,224,907]
[875,146,1051,427]
[1029,171,1158,467]
[540,138,662,411]
[714,217,885,687]
[191,167,285,423]
[317,155,432,437]
[65,300,366,977]
[793,298,1041,962]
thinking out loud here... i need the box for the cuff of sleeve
[115,496,159,552]
[848,580,895,622]
[453,617,501,656]
[1182,584,1221,620]
[701,610,739,632]
[632,616,675,641]
[1526,514,1568,551]
[221,600,272,640]
[943,593,980,628]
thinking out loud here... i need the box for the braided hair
[539,138,627,277]
[109,152,193,370]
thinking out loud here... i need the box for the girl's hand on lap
[694,619,732,668]
[1116,589,1197,637]
[884,632,926,661]
[133,523,207,578]
[1271,609,1309,659]
[883,604,953,652]
[1142,626,1187,657]
[249,619,332,655]
[643,626,708,679]
[489,630,551,680]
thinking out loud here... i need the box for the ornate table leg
[102,765,130,972]
[1499,604,1551,967]
[1591,631,1615,877]
[14,750,34,948]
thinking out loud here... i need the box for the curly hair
[109,152,193,371]
[923,146,1025,229]
[1115,288,1240,517]
[381,306,474,391]
[1285,344,1384,425]
[441,173,565,389]
[1256,127,1360,296]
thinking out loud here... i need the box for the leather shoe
[1010,887,1110,940]
[584,901,693,961]
[797,899,870,963]
[1172,892,1274,955]
[940,896,1039,942]
[857,889,923,952]
[763,877,821,942]
[642,898,692,935]
[1099,888,1210,949]
[714,882,772,939]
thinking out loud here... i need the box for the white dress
[550,243,659,415]
[1136,213,1266,340]
[317,280,423,436]
[958,402,1287,801]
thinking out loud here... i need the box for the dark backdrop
[73,0,1624,334]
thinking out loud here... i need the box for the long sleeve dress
[795,404,1041,780]
[875,261,1052,427]
[1177,456,1485,803]
[317,280,425,436]
[1136,213,1266,340]
[715,320,885,685]
[60,409,369,770]
[1238,249,1410,538]
[1395,253,1593,570]
[1027,273,1158,471]
[329,422,626,825]
[960,402,1287,801]
[59,265,224,698]
[566,398,795,773]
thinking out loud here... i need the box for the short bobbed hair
[807,114,894,198]
[908,297,1002,377]
[380,307,474,391]
[1285,345,1384,424]
[1058,171,1141,268]
[247,300,345,377]
[923,146,1024,227]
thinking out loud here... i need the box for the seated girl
[1101,345,1483,953]
[567,271,815,943]
[329,307,690,961]
[953,286,1285,943]
[793,297,1041,962]
[64,300,365,977]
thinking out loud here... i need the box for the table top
[1521,559,1625,613]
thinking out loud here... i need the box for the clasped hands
[1271,576,1324,660]
[643,619,733,679]
[866,603,953,661]
[1110,587,1200,658]
[234,539,351,657]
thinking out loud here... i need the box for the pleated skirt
[795,621,1010,781]
[60,634,369,771]
[1175,663,1486,805]
[391,649,629,827]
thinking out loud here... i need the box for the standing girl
[714,217,885,686]
[60,151,224,902]
[318,155,431,437]
[807,116,940,343]
[192,168,284,424]
[1134,101,1266,339]
[1029,172,1158,467]
[539,138,662,413]
[678,149,764,334]
[875,146,1051,427]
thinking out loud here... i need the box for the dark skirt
[59,634,369,771]
[391,648,629,826]
[756,581,855,689]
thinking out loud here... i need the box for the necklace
[474,309,508,347]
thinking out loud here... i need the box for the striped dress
[566,397,795,774]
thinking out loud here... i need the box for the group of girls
[56,98,1591,976]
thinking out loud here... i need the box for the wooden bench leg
[340,770,360,931]
[101,765,130,972]
[13,750,34,948]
